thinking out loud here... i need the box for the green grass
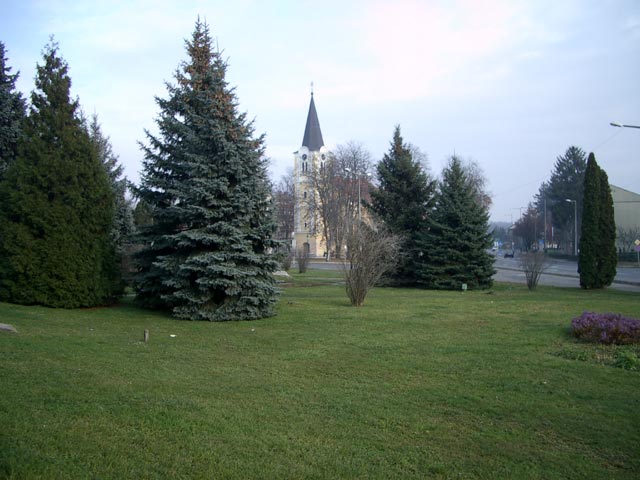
[1,272,639,479]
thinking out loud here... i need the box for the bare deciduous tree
[305,141,372,259]
[520,251,550,290]
[342,221,402,306]
[617,226,640,252]
[305,154,343,259]
[296,248,310,273]
[273,168,295,242]
[462,158,492,209]
[513,203,544,250]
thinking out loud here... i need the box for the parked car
[504,251,515,258]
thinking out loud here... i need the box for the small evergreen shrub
[571,311,640,345]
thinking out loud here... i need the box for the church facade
[292,92,329,257]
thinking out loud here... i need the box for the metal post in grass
[565,198,577,257]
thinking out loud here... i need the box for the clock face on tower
[302,154,308,160]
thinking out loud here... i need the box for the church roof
[301,94,324,151]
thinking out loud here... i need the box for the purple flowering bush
[571,311,640,345]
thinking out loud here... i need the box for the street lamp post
[610,122,640,129]
[565,198,577,257]
[543,198,547,250]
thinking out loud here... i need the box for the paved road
[494,254,640,292]
[305,255,640,293]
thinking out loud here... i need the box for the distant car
[504,251,515,258]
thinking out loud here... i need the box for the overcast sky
[3,0,639,222]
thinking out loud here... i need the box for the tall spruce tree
[0,40,115,307]
[417,156,495,290]
[368,126,436,285]
[134,20,279,321]
[536,146,587,252]
[579,153,616,288]
[0,41,26,178]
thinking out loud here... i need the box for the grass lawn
[1,271,639,479]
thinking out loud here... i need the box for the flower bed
[571,311,640,345]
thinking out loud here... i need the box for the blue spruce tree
[134,20,279,320]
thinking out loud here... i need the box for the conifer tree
[134,20,279,321]
[88,113,135,292]
[597,166,617,286]
[0,41,26,178]
[0,40,115,307]
[579,153,616,288]
[368,126,436,285]
[88,114,134,249]
[536,146,587,252]
[578,154,600,288]
[417,156,495,290]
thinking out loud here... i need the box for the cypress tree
[134,20,279,321]
[0,41,26,179]
[580,153,616,288]
[597,166,617,286]
[578,153,601,288]
[417,156,495,290]
[0,40,115,307]
[368,125,436,285]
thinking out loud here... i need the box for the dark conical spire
[302,93,324,151]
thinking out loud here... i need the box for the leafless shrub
[617,226,640,252]
[520,251,551,290]
[342,221,402,306]
[296,249,310,273]
[280,248,293,271]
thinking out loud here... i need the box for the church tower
[293,91,329,257]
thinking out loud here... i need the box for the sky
[2,0,639,222]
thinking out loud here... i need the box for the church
[292,91,329,257]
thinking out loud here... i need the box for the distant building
[611,184,640,249]
[292,92,329,257]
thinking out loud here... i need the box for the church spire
[301,90,324,151]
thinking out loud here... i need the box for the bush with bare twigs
[296,249,310,273]
[520,251,550,290]
[342,222,401,306]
